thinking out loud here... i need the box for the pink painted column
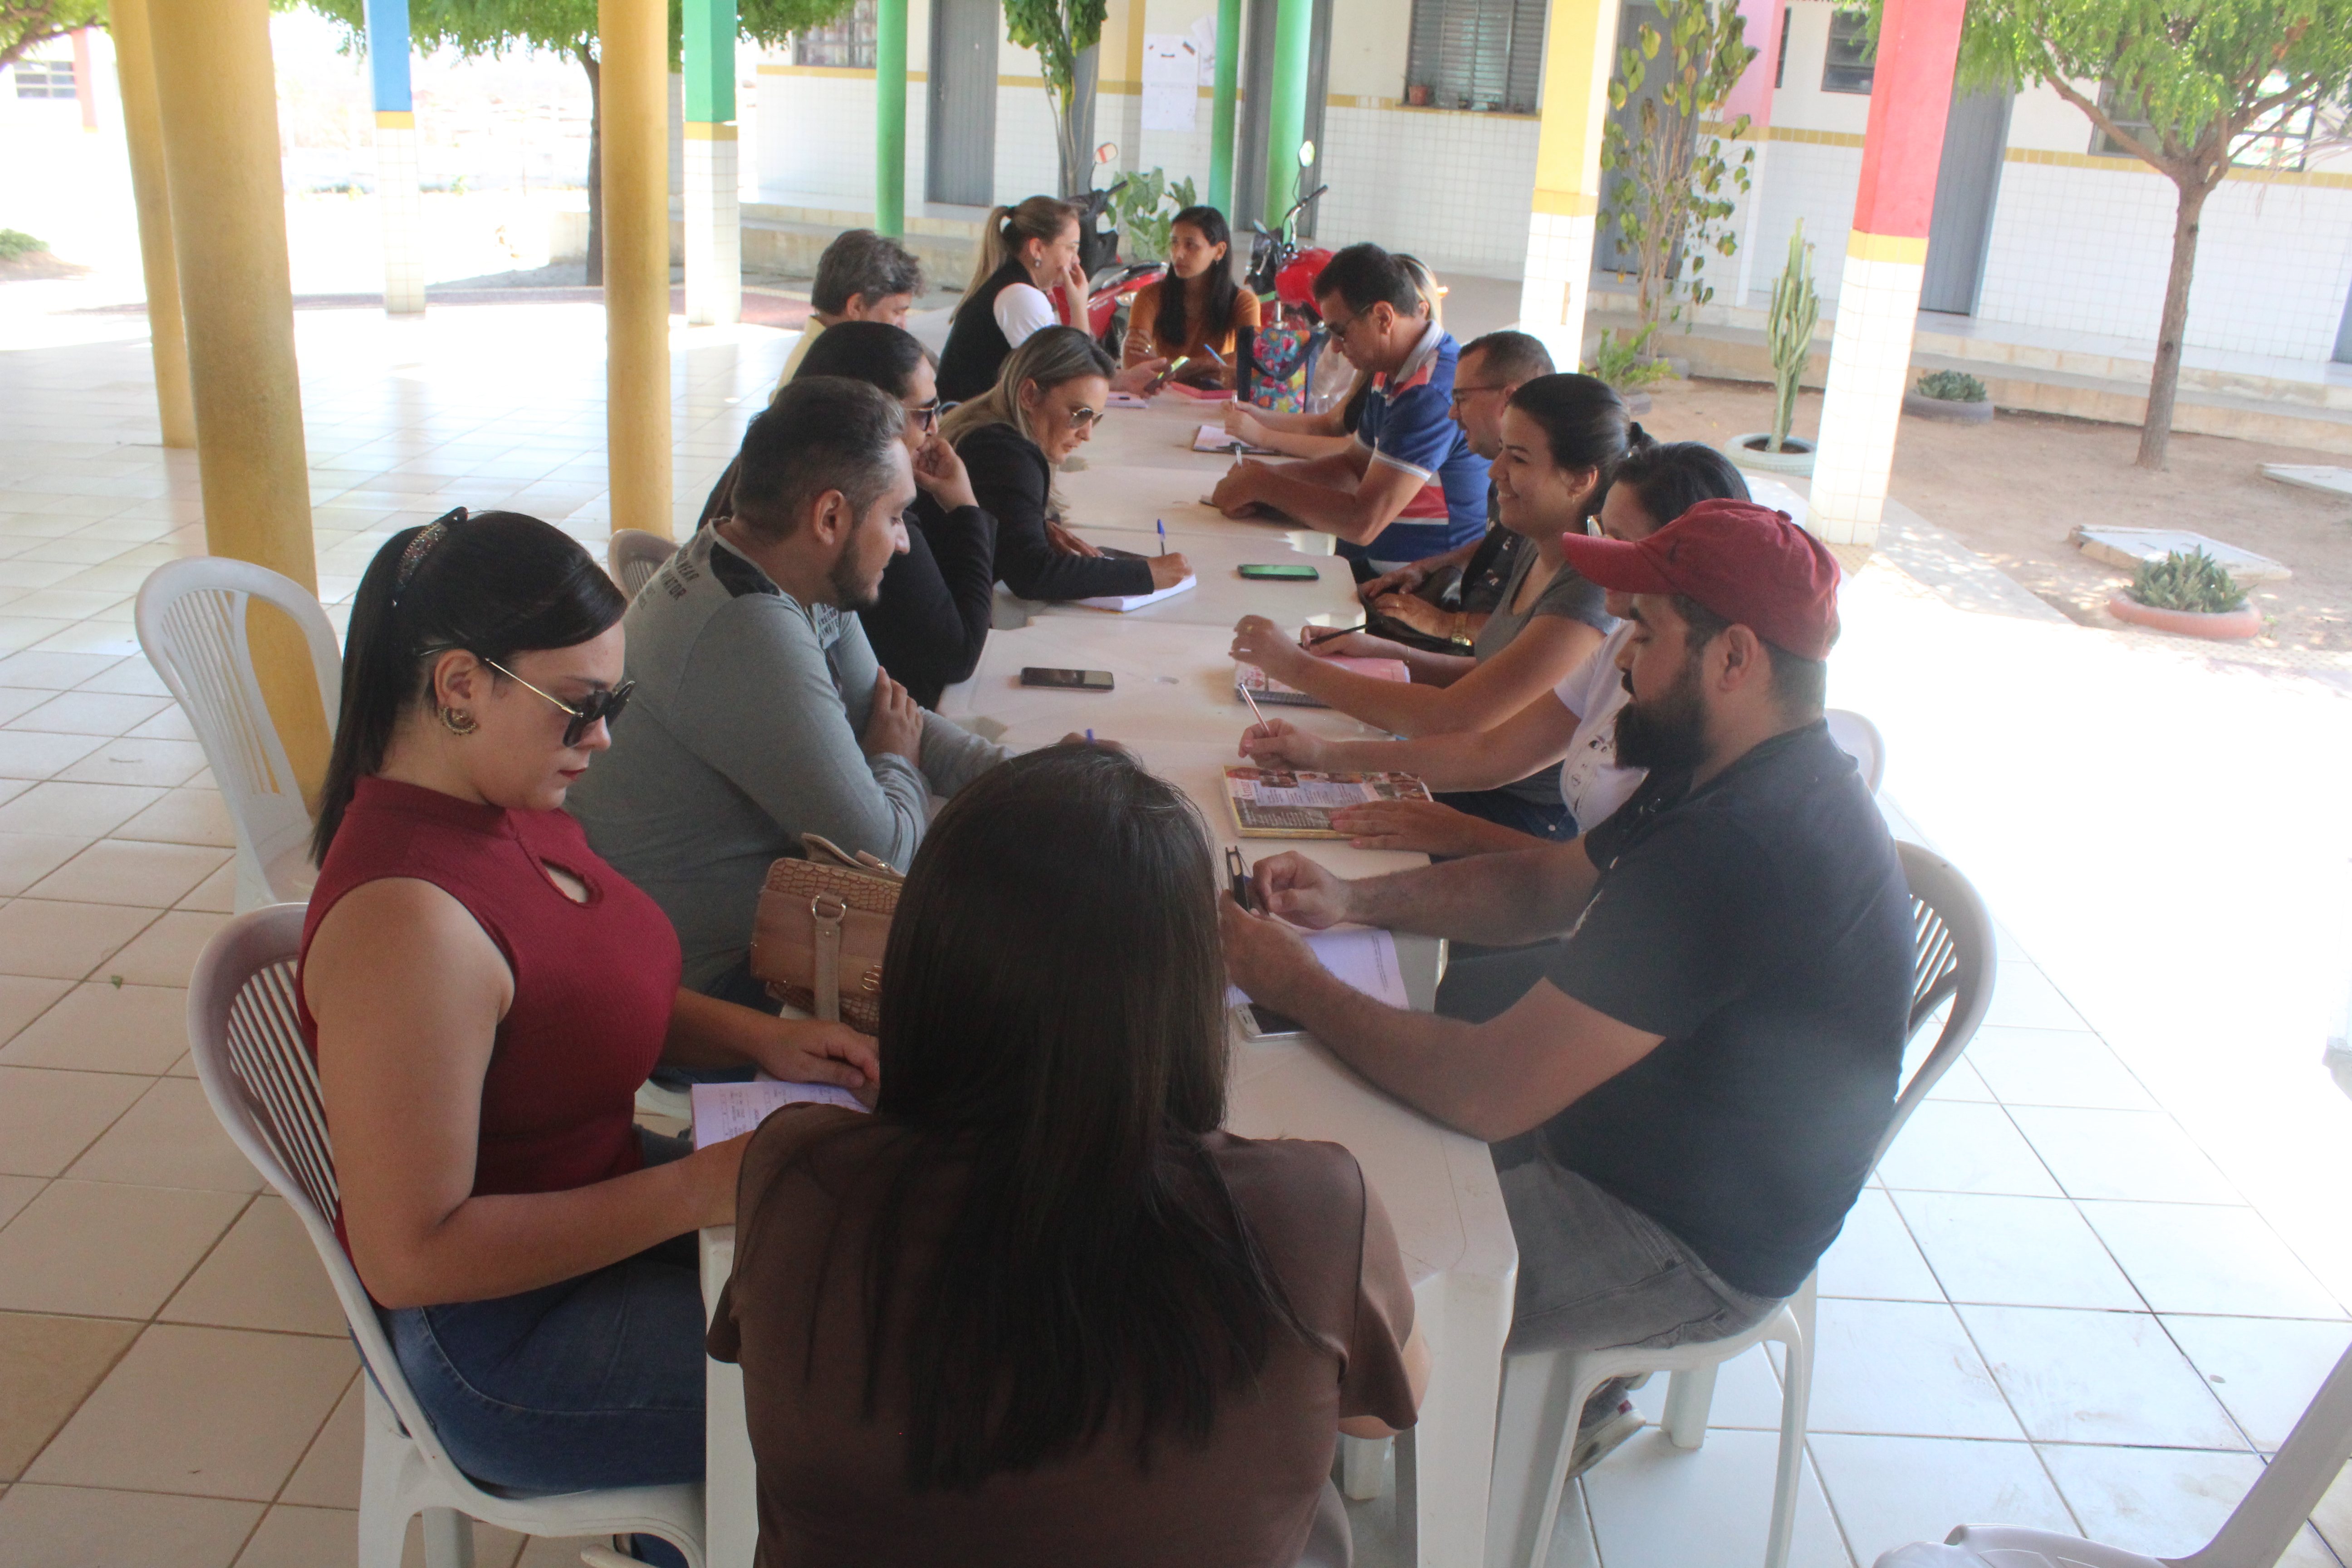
[1808,0,1965,543]
[71,28,98,131]
[1723,0,1784,304]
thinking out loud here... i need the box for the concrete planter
[1725,433,1815,476]
[1613,388,1653,416]
[2106,593,2262,641]
[1903,388,1994,424]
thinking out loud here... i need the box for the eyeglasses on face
[419,646,635,747]
[906,398,945,431]
[1064,403,1104,431]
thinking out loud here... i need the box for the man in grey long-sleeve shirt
[570,378,1011,1000]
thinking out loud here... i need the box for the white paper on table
[1075,573,1196,612]
[1195,422,1276,455]
[1225,927,1410,1011]
[690,1079,868,1148]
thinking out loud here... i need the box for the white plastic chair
[608,530,676,598]
[1826,709,1886,795]
[136,558,343,912]
[185,905,707,1568]
[1484,840,1997,1568]
[1874,1341,2352,1568]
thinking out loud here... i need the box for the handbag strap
[810,892,847,1022]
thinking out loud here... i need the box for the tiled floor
[3,296,2350,1568]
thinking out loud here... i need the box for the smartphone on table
[1019,667,1115,692]
[1237,563,1321,581]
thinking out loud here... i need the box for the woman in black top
[937,197,1088,403]
[940,327,1193,604]
[793,323,998,708]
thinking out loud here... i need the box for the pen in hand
[1303,623,1364,646]
[1157,519,1166,557]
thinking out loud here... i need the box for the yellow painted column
[109,0,195,450]
[147,0,329,802]
[603,0,674,537]
[1515,0,1621,369]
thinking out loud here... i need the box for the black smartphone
[1019,667,1115,691]
[1245,1002,1308,1038]
[1099,545,1146,560]
[1237,563,1321,581]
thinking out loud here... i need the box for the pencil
[1304,622,1364,645]
[1239,679,1268,732]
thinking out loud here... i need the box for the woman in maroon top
[711,746,1429,1568]
[299,510,876,1558]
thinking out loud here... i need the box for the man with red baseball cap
[1224,498,1914,1477]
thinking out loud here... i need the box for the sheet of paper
[1141,34,1200,131]
[1195,422,1276,455]
[1075,573,1197,612]
[1226,926,1410,1011]
[690,1079,867,1148]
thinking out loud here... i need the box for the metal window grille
[1405,0,1546,115]
[1819,9,1874,96]
[1774,7,1789,88]
[794,0,878,69]
[13,58,76,99]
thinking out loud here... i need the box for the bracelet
[1450,612,1472,650]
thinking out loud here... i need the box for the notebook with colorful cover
[1224,766,1434,838]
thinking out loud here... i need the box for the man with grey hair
[775,229,928,388]
[571,377,1010,1007]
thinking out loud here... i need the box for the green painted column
[1207,0,1241,213]
[684,0,740,325]
[683,0,734,122]
[1261,0,1311,231]
[876,0,908,238]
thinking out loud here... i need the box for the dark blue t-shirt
[1541,721,1915,1297]
[1344,326,1491,567]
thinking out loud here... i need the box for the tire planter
[2106,593,2262,641]
[1903,389,1994,424]
[1725,433,1815,476]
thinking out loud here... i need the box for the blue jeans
[384,1132,702,1563]
[1432,787,1575,843]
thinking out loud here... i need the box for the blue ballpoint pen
[1156,519,1166,556]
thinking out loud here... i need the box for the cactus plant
[1766,223,1819,454]
[2129,549,2248,614]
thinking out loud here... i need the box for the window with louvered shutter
[794,0,878,68]
[1405,0,1547,114]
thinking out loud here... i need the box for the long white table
[699,391,1517,1568]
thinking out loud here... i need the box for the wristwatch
[1449,612,1473,651]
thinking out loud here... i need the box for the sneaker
[1566,1401,1646,1478]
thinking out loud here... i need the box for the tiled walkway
[1,299,2348,1568]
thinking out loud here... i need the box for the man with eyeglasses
[1207,243,1491,578]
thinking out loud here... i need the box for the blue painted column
[363,0,424,312]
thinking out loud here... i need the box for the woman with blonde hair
[939,197,1168,401]
[943,325,1192,601]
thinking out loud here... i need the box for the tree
[1960,0,2352,469]
[3,0,107,74]
[302,0,850,283]
[1004,0,1105,195]
[1598,0,1756,340]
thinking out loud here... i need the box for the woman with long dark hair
[1231,373,1641,842]
[712,745,1426,1567]
[298,510,876,1560]
[1236,441,1751,856]
[1122,206,1261,387]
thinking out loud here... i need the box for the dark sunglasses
[421,645,634,747]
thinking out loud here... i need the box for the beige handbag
[747,834,904,1033]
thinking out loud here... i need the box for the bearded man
[1220,499,1914,1474]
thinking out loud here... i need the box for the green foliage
[1955,0,2352,178]
[1584,323,1678,391]
[0,228,48,260]
[1,0,105,74]
[296,0,850,69]
[1004,0,1108,193]
[1915,368,1988,402]
[2130,548,2248,613]
[1107,168,1197,263]
[1765,222,1818,453]
[1599,0,1757,336]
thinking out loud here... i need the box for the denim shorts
[1494,1143,1779,1357]
[384,1131,706,1495]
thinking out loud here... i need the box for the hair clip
[393,507,466,598]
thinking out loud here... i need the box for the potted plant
[1584,323,1677,415]
[2106,547,2262,640]
[1904,368,1994,424]
[1725,223,1818,475]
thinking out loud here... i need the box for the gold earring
[437,705,478,736]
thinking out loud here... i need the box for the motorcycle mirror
[1297,140,1316,168]
[1097,142,1118,165]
